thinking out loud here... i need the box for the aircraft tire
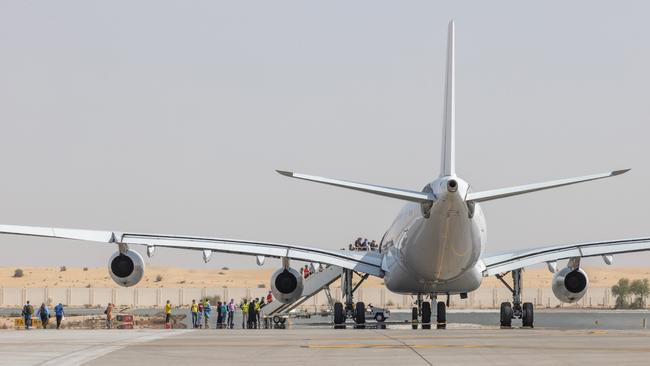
[422,301,432,326]
[436,301,446,324]
[334,302,345,325]
[500,302,513,327]
[355,302,366,324]
[411,307,418,329]
[522,302,534,327]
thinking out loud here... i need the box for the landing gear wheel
[273,315,281,325]
[411,307,418,329]
[375,313,385,322]
[421,301,431,329]
[355,302,365,328]
[522,302,534,327]
[436,301,446,324]
[334,302,345,328]
[500,302,513,327]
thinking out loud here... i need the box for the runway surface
[2,327,650,365]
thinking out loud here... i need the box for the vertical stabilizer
[440,20,456,177]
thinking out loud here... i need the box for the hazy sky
[0,1,649,271]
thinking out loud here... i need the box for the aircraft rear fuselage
[381,176,486,294]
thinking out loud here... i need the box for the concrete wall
[0,286,635,309]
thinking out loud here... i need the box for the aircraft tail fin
[440,20,456,177]
[276,170,434,203]
[466,169,630,203]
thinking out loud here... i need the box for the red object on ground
[116,314,134,323]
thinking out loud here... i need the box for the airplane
[1,20,649,328]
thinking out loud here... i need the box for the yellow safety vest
[242,303,249,312]
[191,303,198,313]
[165,303,172,314]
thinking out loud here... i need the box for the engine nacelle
[552,267,588,303]
[108,249,145,287]
[270,267,304,303]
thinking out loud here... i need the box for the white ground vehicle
[366,305,390,322]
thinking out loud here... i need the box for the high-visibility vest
[254,302,260,311]
[242,303,249,313]
[191,303,198,313]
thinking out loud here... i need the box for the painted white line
[40,330,190,366]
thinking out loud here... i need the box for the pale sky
[0,0,649,270]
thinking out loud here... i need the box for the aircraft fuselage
[381,176,486,295]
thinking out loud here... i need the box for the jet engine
[552,267,588,303]
[270,267,304,303]
[108,249,145,287]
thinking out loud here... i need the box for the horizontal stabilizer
[466,169,630,203]
[276,170,434,203]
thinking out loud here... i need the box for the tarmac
[1,327,650,365]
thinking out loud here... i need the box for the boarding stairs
[262,264,342,318]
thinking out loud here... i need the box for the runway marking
[589,330,608,335]
[301,344,650,352]
[37,330,190,366]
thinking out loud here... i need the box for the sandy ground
[1,266,649,289]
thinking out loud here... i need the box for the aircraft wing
[0,224,384,277]
[481,237,650,276]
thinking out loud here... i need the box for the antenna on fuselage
[440,20,456,177]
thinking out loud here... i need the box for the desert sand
[1,266,649,289]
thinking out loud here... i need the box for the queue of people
[20,293,276,331]
[21,301,65,330]
[349,237,379,252]
[177,292,274,330]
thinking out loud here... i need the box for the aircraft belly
[402,203,481,282]
[384,260,483,294]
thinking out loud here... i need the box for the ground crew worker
[227,299,235,329]
[255,298,261,327]
[105,303,113,329]
[203,299,211,328]
[36,303,50,329]
[22,300,34,330]
[191,299,198,328]
[216,301,223,328]
[54,303,64,329]
[197,301,204,328]
[241,299,249,328]
[165,300,172,325]
[220,301,228,329]
[248,299,257,329]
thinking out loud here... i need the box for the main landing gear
[411,293,447,329]
[333,269,370,329]
[497,268,534,328]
